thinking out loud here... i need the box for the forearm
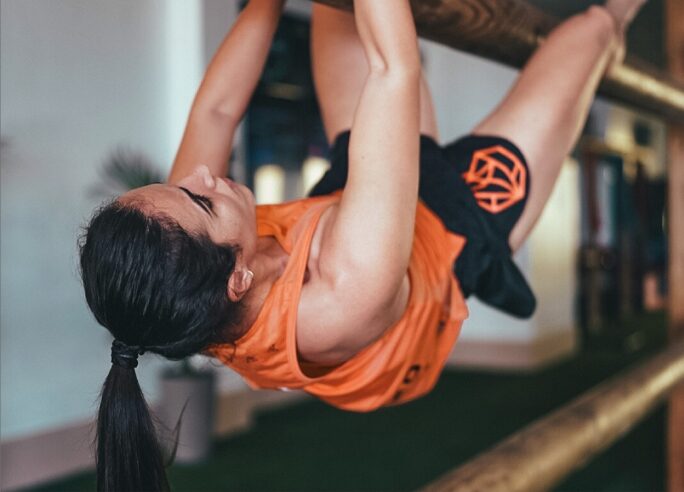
[349,0,421,221]
[297,0,422,366]
[169,0,284,183]
[194,0,284,118]
[344,0,421,274]
[322,0,421,302]
[354,0,420,74]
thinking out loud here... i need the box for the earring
[246,270,254,281]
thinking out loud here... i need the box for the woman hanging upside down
[79,0,645,489]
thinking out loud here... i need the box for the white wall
[0,0,321,444]
[422,40,518,140]
[0,0,192,440]
[529,160,580,337]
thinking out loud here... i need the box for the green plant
[91,147,164,196]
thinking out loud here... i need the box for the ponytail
[96,342,170,492]
[80,202,244,491]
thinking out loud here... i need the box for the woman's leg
[311,3,438,144]
[472,0,645,251]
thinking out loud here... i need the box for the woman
[80,0,644,489]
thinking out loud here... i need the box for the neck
[236,236,288,333]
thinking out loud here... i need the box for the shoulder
[295,206,410,365]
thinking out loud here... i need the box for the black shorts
[308,131,536,318]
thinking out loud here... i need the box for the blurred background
[0,0,672,490]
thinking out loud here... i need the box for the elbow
[365,40,421,79]
[210,102,241,125]
[368,58,421,80]
[366,61,422,97]
[191,99,240,128]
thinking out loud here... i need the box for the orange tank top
[208,194,468,412]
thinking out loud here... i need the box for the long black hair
[80,201,243,491]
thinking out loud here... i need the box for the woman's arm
[168,0,285,184]
[298,0,421,364]
[339,0,421,286]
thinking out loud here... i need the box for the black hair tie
[111,340,145,369]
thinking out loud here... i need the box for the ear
[227,269,254,302]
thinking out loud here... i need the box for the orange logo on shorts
[462,145,527,214]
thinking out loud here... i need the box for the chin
[245,187,257,207]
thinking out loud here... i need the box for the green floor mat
[27,312,668,492]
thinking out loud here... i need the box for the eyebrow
[178,187,215,216]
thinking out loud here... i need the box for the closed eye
[178,187,215,216]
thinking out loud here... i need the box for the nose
[194,165,215,189]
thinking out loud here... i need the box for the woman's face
[121,166,258,259]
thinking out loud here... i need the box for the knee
[580,5,619,47]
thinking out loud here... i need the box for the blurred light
[255,164,285,204]
[301,156,330,195]
[605,109,635,154]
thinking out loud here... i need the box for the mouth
[218,177,242,193]
[219,177,254,203]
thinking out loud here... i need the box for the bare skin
[123,0,422,366]
[311,3,439,143]
[311,0,646,252]
[123,0,646,367]
[475,1,645,250]
[168,0,286,184]
[296,0,422,364]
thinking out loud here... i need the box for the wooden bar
[419,340,684,492]
[311,0,684,122]
[665,0,684,490]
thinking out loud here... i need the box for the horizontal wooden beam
[311,0,684,122]
[419,339,684,492]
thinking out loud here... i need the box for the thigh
[469,8,616,250]
[311,4,368,144]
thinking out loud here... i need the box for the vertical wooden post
[666,0,684,490]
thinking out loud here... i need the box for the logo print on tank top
[461,145,527,214]
[392,364,422,402]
